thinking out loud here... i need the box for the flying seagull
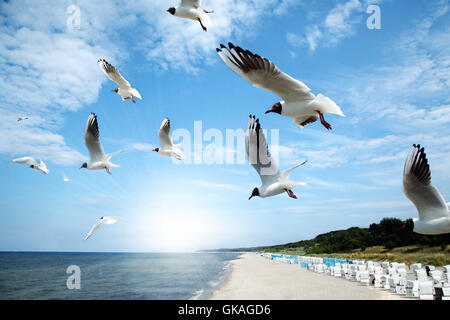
[12,157,49,174]
[17,117,29,122]
[80,113,119,175]
[98,59,142,103]
[217,43,345,130]
[153,118,185,160]
[402,144,450,235]
[167,0,213,32]
[246,115,307,200]
[85,216,119,240]
[63,173,70,182]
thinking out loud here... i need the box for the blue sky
[0,0,449,252]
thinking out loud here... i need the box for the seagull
[217,43,345,130]
[63,173,70,182]
[85,216,119,240]
[167,0,213,32]
[153,118,185,160]
[80,113,119,175]
[12,157,49,174]
[246,115,306,200]
[98,59,142,103]
[17,117,29,122]
[402,144,450,235]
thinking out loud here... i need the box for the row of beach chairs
[259,253,450,300]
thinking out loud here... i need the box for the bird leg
[105,167,112,175]
[317,110,332,130]
[284,189,298,199]
[198,18,207,32]
[203,9,214,14]
[131,95,136,104]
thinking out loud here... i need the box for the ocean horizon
[0,251,242,300]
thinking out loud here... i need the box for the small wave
[189,261,233,300]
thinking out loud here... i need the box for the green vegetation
[205,218,450,266]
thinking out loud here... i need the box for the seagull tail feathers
[313,94,345,117]
[131,88,142,100]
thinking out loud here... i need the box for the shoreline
[207,252,408,300]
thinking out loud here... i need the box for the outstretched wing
[181,0,202,9]
[13,156,37,166]
[403,144,449,221]
[245,115,281,184]
[98,59,131,89]
[217,43,314,103]
[85,219,106,240]
[158,118,173,148]
[84,113,105,162]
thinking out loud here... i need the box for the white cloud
[287,0,369,52]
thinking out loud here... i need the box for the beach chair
[397,263,407,270]
[411,263,422,271]
[391,262,399,270]
[406,280,419,297]
[395,278,408,295]
[418,281,434,300]
[370,267,384,288]
[430,270,443,284]
[415,269,428,282]
[360,270,370,285]
[367,261,375,273]
[382,275,391,289]
[443,265,450,275]
[334,266,342,278]
[388,276,400,293]
[397,268,407,279]
[442,283,450,300]
[387,267,397,276]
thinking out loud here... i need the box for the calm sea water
[0,252,241,300]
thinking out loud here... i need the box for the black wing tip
[216,48,221,53]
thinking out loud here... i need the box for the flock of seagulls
[10,1,450,238]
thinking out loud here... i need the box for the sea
[0,252,242,300]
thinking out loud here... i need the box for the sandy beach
[208,253,409,300]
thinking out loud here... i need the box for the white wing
[245,115,281,184]
[104,216,119,224]
[85,218,106,240]
[13,156,37,166]
[158,118,173,148]
[84,113,105,162]
[403,144,449,221]
[217,43,314,103]
[98,59,132,90]
[181,0,202,9]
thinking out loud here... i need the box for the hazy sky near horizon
[0,0,449,252]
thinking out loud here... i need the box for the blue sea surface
[0,252,241,300]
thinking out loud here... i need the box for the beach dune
[208,253,406,300]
